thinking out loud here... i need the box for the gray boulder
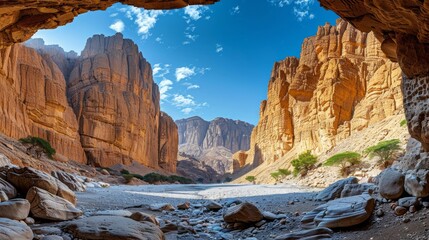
[0,218,33,240]
[379,168,405,200]
[275,227,333,240]
[316,177,358,201]
[223,202,263,224]
[65,216,164,240]
[302,193,375,228]
[404,169,429,197]
[340,183,375,198]
[0,199,30,220]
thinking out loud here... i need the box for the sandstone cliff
[0,33,179,172]
[159,112,178,173]
[176,117,253,175]
[67,33,174,169]
[0,43,86,163]
[235,19,404,176]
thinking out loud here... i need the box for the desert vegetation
[324,151,361,177]
[365,139,402,168]
[291,151,317,177]
[19,136,56,159]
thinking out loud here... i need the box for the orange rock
[235,19,402,171]
[0,44,86,163]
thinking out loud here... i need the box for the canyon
[177,116,253,175]
[233,18,407,184]
[0,33,178,172]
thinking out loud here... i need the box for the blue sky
[33,0,338,125]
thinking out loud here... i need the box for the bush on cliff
[324,151,361,177]
[365,139,401,168]
[291,150,317,177]
[19,136,56,159]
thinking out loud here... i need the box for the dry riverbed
[75,183,429,240]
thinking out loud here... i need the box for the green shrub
[324,151,361,177]
[122,174,134,183]
[140,172,193,184]
[19,136,56,159]
[270,172,281,182]
[245,175,256,184]
[278,168,291,178]
[400,119,407,127]
[120,169,130,175]
[291,150,317,177]
[365,139,401,168]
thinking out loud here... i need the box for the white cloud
[231,6,240,15]
[268,0,315,21]
[153,63,170,78]
[155,37,163,43]
[216,44,223,53]
[172,94,196,107]
[181,108,194,114]
[128,7,165,39]
[110,13,118,17]
[187,84,200,89]
[184,5,209,21]
[159,79,173,100]
[109,20,125,33]
[175,67,196,81]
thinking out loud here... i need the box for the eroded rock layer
[67,33,167,168]
[319,0,429,161]
[236,19,402,170]
[0,44,86,163]
[159,112,178,173]
[0,0,218,48]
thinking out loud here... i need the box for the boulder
[149,203,175,212]
[0,178,16,200]
[379,168,405,200]
[130,212,159,226]
[340,183,375,198]
[7,167,76,204]
[0,191,8,202]
[177,202,190,210]
[65,216,164,240]
[223,202,263,224]
[316,177,358,201]
[0,199,30,220]
[275,227,333,240]
[206,201,223,211]
[398,197,419,208]
[404,170,429,197]
[26,187,82,221]
[0,218,33,240]
[51,171,86,192]
[302,193,375,228]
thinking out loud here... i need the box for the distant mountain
[176,117,253,175]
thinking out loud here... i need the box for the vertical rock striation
[0,44,86,163]
[236,19,402,171]
[176,117,253,174]
[67,33,172,169]
[159,112,178,173]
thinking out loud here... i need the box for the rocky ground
[73,182,429,240]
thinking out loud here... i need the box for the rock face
[67,33,177,169]
[0,218,33,240]
[235,19,402,171]
[177,116,253,174]
[0,1,218,48]
[0,34,179,171]
[319,0,429,171]
[159,112,178,172]
[0,43,86,163]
